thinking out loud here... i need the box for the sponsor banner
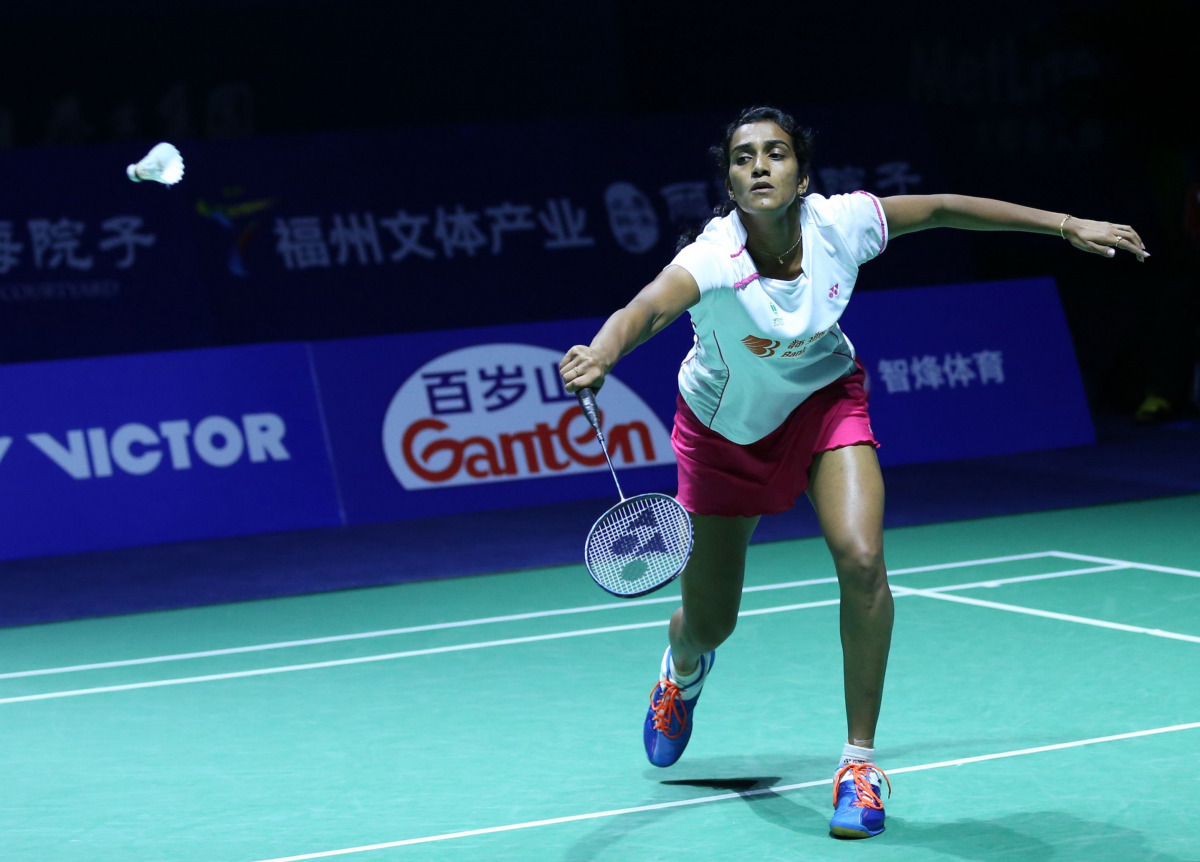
[0,343,341,561]
[1,107,960,364]
[186,107,957,346]
[842,276,1094,464]
[315,275,1090,526]
[313,275,1090,526]
[381,343,676,490]
[0,275,1091,560]
[310,317,696,523]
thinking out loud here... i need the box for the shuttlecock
[127,142,184,185]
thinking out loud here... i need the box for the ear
[725,179,734,200]
[798,174,809,195]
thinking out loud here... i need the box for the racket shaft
[577,388,625,499]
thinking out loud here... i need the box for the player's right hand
[559,345,611,394]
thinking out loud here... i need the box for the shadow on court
[560,797,1186,862]
[892,812,1190,862]
[553,738,1194,862]
[557,756,831,861]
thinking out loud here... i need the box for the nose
[751,154,770,176]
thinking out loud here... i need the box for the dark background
[1,0,1196,417]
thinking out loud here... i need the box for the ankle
[840,741,875,767]
[670,655,702,684]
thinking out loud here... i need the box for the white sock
[662,648,706,699]
[838,743,876,779]
[671,658,703,687]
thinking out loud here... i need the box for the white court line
[0,552,1068,681]
[918,564,1123,592]
[248,720,1200,861]
[895,586,1200,644]
[0,595,837,705]
[1048,551,1200,579]
[0,564,1162,706]
[0,619,666,705]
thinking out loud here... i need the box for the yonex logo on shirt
[741,335,780,357]
[829,283,840,298]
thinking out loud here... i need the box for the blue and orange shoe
[829,762,891,838]
[643,648,714,767]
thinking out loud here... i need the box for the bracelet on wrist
[1059,214,1072,239]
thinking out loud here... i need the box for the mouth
[750,183,774,193]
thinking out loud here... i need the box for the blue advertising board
[0,343,341,561]
[313,276,1092,526]
[309,316,695,524]
[0,276,1091,562]
[843,276,1095,464]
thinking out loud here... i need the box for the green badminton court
[2,494,1198,862]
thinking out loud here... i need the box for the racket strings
[584,493,692,597]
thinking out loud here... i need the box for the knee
[683,610,739,652]
[834,542,888,596]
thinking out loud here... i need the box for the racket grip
[576,387,602,432]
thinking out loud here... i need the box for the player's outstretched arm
[560,264,701,394]
[881,194,1149,261]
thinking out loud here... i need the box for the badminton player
[559,105,1147,839]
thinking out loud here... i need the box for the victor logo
[0,414,290,479]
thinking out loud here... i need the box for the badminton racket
[576,387,693,597]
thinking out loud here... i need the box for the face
[726,121,808,212]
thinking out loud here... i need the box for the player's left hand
[1064,217,1149,261]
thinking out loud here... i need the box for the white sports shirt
[670,191,888,445]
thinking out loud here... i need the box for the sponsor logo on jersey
[741,335,780,357]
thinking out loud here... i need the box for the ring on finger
[1112,237,1122,248]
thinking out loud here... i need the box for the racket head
[583,492,694,598]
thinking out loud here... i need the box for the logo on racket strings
[605,506,671,583]
[610,507,670,557]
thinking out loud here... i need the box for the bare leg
[667,513,760,674]
[806,444,892,744]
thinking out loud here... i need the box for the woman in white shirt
[559,105,1147,839]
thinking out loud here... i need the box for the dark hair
[676,106,815,251]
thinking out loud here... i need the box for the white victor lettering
[87,427,113,477]
[243,413,289,462]
[21,414,291,479]
[28,430,91,478]
[158,420,193,469]
[110,423,162,475]
[193,416,244,467]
